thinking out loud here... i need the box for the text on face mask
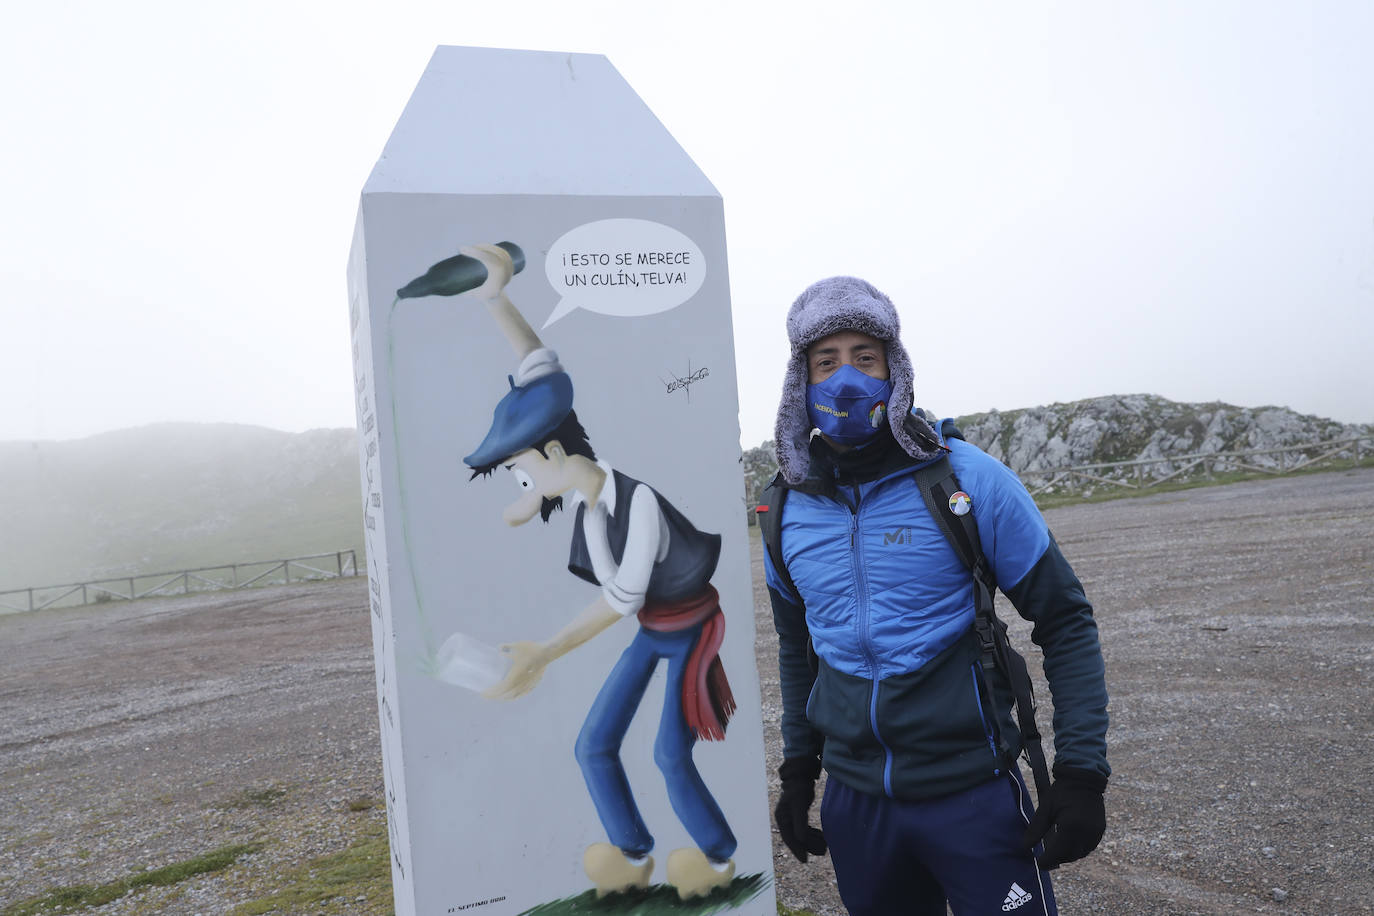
[813,402,849,418]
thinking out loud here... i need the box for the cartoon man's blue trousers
[574,624,737,862]
[821,769,1057,915]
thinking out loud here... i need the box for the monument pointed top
[363,46,719,199]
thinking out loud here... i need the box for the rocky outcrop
[954,395,1370,475]
[741,395,1372,505]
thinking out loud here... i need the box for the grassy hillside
[1,424,363,592]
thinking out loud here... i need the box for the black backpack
[758,420,1052,800]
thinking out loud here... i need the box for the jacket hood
[774,276,938,484]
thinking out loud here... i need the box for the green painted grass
[1,843,262,916]
[231,820,392,916]
[517,873,770,916]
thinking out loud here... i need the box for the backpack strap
[759,477,820,674]
[758,476,793,600]
[913,450,1053,801]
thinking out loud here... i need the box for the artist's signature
[662,363,710,400]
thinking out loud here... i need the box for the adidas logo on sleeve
[1002,882,1034,911]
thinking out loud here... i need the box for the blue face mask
[806,364,893,446]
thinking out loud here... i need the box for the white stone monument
[346,46,776,915]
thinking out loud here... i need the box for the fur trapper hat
[773,276,938,484]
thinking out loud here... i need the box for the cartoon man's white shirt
[515,346,671,617]
[570,459,671,617]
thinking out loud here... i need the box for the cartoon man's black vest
[568,470,721,603]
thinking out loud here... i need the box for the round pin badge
[868,400,887,429]
[948,491,972,516]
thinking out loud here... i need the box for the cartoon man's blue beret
[464,371,575,468]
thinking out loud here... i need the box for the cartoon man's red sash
[637,585,735,741]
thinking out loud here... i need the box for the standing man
[764,277,1109,916]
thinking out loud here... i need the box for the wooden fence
[0,550,359,614]
[1018,435,1372,498]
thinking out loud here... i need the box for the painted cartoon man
[455,243,738,900]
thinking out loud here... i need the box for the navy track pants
[821,769,1056,915]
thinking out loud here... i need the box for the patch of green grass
[231,820,392,915]
[1032,459,1374,510]
[222,784,288,809]
[346,796,378,812]
[518,873,770,916]
[1,843,262,916]
[776,905,819,916]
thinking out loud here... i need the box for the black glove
[774,755,827,862]
[1021,766,1107,869]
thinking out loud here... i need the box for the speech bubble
[543,218,706,328]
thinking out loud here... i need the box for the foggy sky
[3,1,1371,445]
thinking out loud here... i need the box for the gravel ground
[3,467,1372,915]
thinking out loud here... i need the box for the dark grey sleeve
[769,585,825,761]
[1003,536,1110,779]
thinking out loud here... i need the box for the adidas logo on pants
[1003,882,1034,910]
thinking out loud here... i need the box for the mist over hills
[1,423,362,593]
[5,396,1370,593]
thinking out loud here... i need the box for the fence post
[129,577,136,601]
[337,551,343,577]
[284,561,291,585]
[82,584,88,606]
[29,588,34,612]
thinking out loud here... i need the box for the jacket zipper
[969,663,1003,774]
[801,456,950,799]
[843,477,895,796]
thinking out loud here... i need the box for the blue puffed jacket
[766,423,1109,801]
